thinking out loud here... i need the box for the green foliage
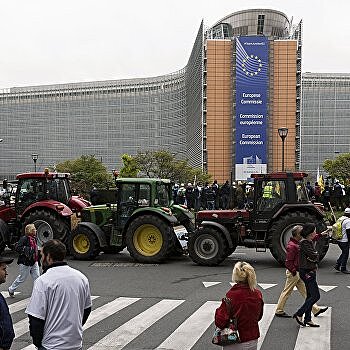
[119,154,139,178]
[55,155,113,197]
[323,153,350,184]
[120,150,212,184]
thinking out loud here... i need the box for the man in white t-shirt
[334,207,350,274]
[26,240,92,350]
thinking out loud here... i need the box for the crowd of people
[172,180,254,211]
[306,180,349,211]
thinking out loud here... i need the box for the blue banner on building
[235,36,268,180]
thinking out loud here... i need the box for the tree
[55,155,113,197]
[323,153,350,184]
[119,154,139,178]
[120,150,212,184]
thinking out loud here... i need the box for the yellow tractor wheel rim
[133,224,163,256]
[73,233,90,254]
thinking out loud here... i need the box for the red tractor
[0,170,90,252]
[188,172,329,266]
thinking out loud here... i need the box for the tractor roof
[115,178,171,184]
[16,172,70,180]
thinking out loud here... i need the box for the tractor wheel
[126,215,173,263]
[23,210,69,248]
[68,226,100,260]
[188,227,228,266]
[269,211,329,265]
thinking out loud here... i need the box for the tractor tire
[269,211,329,266]
[68,226,100,260]
[126,215,174,263]
[188,227,228,266]
[23,210,70,248]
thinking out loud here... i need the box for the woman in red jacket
[215,261,264,349]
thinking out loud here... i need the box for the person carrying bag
[213,261,264,350]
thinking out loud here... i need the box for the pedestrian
[314,182,321,202]
[236,182,246,209]
[185,183,194,210]
[322,182,331,211]
[8,224,40,297]
[26,239,92,350]
[333,181,344,211]
[212,180,219,209]
[221,180,230,209]
[215,261,264,350]
[194,183,202,211]
[293,223,325,327]
[275,225,328,318]
[177,183,186,205]
[334,207,350,274]
[90,185,99,205]
[306,181,314,199]
[0,255,15,350]
[203,183,215,210]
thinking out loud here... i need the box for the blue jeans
[9,262,40,292]
[336,241,349,270]
[296,269,320,323]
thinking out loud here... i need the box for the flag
[318,174,325,192]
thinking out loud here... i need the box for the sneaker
[314,307,328,317]
[8,289,14,298]
[341,269,350,274]
[293,314,305,326]
[305,321,320,327]
[334,265,340,272]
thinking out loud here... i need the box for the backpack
[331,218,345,240]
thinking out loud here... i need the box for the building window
[257,14,265,35]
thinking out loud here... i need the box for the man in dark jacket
[275,225,327,318]
[0,256,15,350]
[220,180,230,209]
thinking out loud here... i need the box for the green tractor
[68,178,194,263]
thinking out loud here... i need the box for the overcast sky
[0,0,348,89]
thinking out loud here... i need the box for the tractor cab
[250,172,311,232]
[15,172,72,215]
[115,178,172,228]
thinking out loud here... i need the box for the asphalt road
[2,242,350,349]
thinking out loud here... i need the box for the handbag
[212,297,241,346]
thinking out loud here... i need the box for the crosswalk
[3,290,332,350]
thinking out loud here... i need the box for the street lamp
[278,127,288,172]
[31,153,38,172]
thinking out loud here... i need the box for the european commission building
[1,9,349,181]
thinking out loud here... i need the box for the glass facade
[0,73,187,179]
[301,73,350,177]
[185,21,204,169]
